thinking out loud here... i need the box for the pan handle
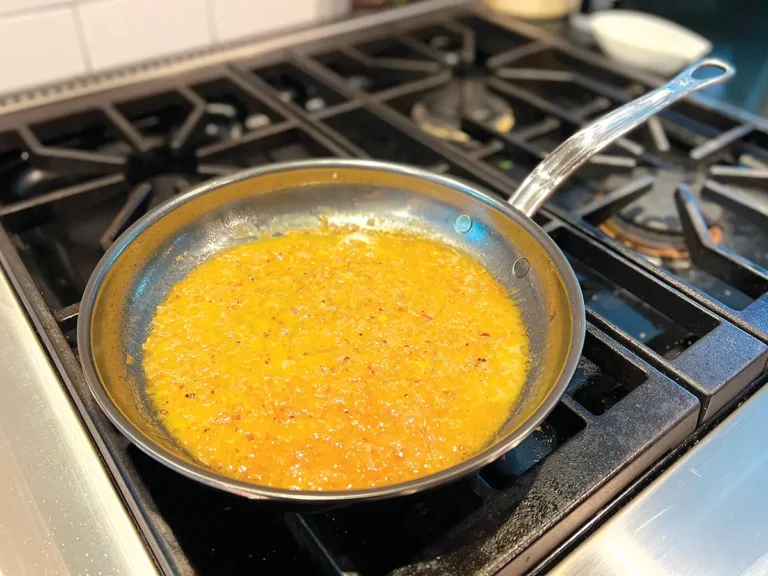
[507,58,735,217]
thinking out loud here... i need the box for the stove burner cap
[411,79,514,143]
[599,169,723,267]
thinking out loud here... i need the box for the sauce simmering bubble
[143,226,529,491]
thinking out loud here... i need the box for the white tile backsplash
[211,0,321,42]
[77,0,212,70]
[0,7,87,93]
[0,0,352,96]
[317,0,353,21]
[0,0,70,16]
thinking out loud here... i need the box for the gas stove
[1,5,767,575]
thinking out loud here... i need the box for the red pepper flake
[178,385,185,389]
[263,332,270,338]
[368,365,376,375]
[233,414,241,421]
[245,432,254,441]
[422,313,433,320]
[480,332,490,337]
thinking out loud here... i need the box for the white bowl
[589,10,712,76]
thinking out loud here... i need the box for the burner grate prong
[0,173,126,219]
[196,163,240,177]
[484,41,549,70]
[647,116,670,153]
[704,178,768,230]
[576,174,655,223]
[571,96,612,122]
[343,46,442,75]
[168,87,207,152]
[19,125,127,175]
[102,104,149,153]
[495,67,575,83]
[587,154,637,170]
[676,184,768,290]
[689,123,755,162]
[509,116,562,142]
[52,302,80,333]
[98,182,152,251]
[709,165,768,190]
[466,138,505,160]
[738,153,768,170]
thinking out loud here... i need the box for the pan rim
[77,158,586,503]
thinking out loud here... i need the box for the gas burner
[411,78,514,143]
[4,150,82,200]
[599,170,723,268]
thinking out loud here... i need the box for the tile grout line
[0,1,72,20]
[206,0,219,44]
[71,3,94,72]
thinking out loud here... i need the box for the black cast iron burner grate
[0,7,765,576]
[303,13,768,351]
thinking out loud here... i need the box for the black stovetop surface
[1,7,767,575]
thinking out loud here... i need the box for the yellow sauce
[143,226,529,491]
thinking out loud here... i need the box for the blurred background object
[614,0,768,115]
[588,10,711,75]
[486,0,582,20]
[480,0,768,117]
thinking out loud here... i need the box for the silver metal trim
[552,382,768,576]
[0,267,158,575]
[77,158,586,504]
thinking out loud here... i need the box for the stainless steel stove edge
[0,265,159,575]
[552,379,768,576]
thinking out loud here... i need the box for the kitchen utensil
[78,58,733,504]
[590,10,712,75]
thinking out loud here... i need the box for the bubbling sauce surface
[143,226,529,491]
